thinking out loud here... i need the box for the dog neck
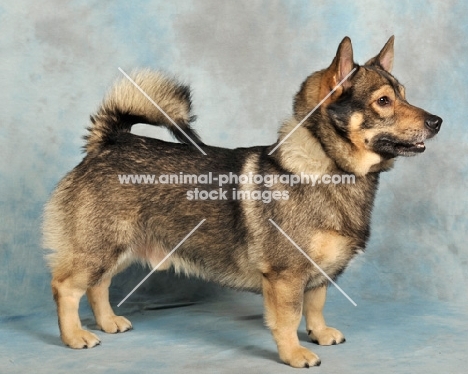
[276,118,394,176]
[275,118,332,175]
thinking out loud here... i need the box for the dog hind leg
[51,274,101,349]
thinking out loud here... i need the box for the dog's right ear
[365,36,394,72]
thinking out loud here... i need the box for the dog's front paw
[98,315,132,334]
[280,346,321,368]
[62,329,101,349]
[308,327,345,346]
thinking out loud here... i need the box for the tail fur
[84,69,203,154]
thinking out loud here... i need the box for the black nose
[425,115,442,133]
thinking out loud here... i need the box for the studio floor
[1,292,467,374]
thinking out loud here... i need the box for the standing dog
[43,36,441,368]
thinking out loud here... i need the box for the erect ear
[365,36,394,72]
[335,36,355,86]
[322,36,355,100]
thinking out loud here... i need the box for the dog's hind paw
[98,315,133,334]
[63,329,101,349]
[308,326,345,346]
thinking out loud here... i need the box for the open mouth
[394,141,426,154]
[372,136,427,157]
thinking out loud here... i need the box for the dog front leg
[87,276,132,334]
[262,275,321,368]
[303,285,345,345]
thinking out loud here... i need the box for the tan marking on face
[369,84,425,141]
[347,113,382,175]
[369,85,396,116]
[393,100,427,134]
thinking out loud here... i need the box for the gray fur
[43,36,441,368]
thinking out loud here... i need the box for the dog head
[293,36,442,174]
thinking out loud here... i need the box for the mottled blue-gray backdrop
[1,0,466,317]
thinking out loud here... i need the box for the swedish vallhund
[43,36,441,368]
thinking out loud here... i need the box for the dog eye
[377,96,391,106]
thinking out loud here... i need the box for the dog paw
[98,315,133,334]
[308,327,345,346]
[63,329,101,349]
[280,346,321,368]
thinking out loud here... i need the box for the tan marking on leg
[52,276,101,349]
[263,275,321,368]
[87,276,132,334]
[303,285,345,346]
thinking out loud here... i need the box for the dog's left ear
[330,36,355,89]
[320,36,355,102]
[366,36,394,73]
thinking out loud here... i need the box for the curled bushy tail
[84,69,203,154]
